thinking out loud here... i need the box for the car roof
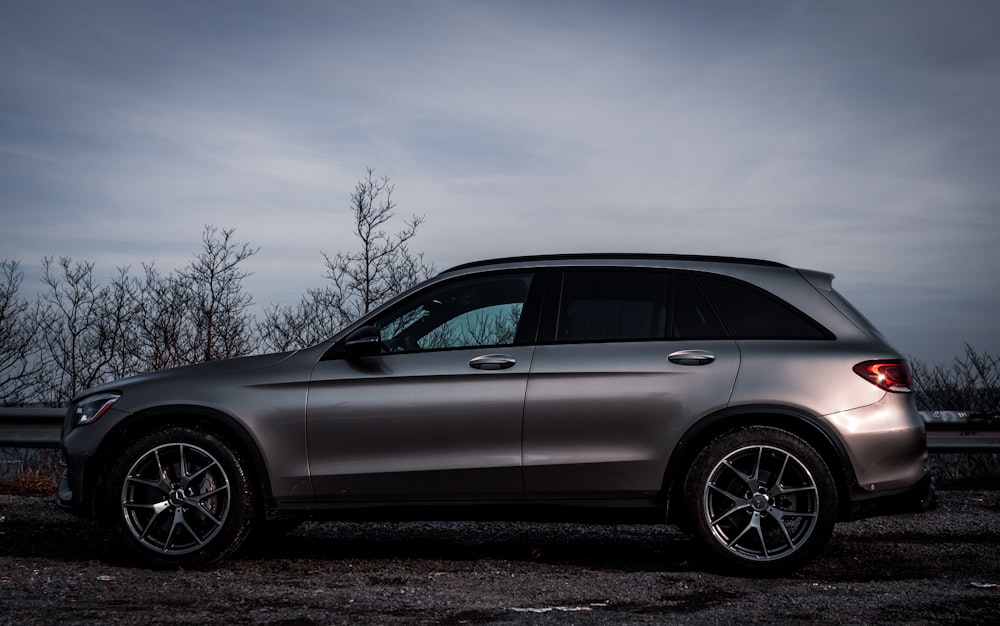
[442,253,789,274]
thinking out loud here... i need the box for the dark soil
[1,491,999,625]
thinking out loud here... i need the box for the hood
[73,350,299,401]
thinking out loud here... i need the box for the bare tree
[256,169,434,352]
[911,345,1000,484]
[0,260,41,405]
[34,257,120,403]
[911,344,1000,413]
[257,288,342,353]
[26,226,259,404]
[134,262,199,370]
[177,226,259,363]
[99,267,144,380]
[322,168,434,326]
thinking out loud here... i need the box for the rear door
[522,269,741,498]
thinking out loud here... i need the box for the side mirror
[343,325,382,358]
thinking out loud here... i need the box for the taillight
[853,360,912,393]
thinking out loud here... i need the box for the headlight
[74,392,121,425]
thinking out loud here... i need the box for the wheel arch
[663,405,858,524]
[86,404,272,521]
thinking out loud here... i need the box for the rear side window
[557,271,668,342]
[695,274,829,339]
[671,272,727,339]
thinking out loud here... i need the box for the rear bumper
[848,471,936,521]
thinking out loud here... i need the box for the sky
[1,0,998,364]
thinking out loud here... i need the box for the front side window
[376,273,533,352]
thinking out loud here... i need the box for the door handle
[469,354,517,370]
[668,350,716,366]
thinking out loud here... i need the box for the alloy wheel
[703,444,820,562]
[120,442,232,555]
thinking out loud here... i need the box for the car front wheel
[683,426,837,576]
[105,426,256,568]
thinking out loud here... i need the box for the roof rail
[442,253,788,274]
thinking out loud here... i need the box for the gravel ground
[1,491,999,625]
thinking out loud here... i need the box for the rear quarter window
[695,274,831,340]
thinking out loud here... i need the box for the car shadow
[237,519,699,573]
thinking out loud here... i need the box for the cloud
[1,0,998,362]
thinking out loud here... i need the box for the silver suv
[59,254,933,575]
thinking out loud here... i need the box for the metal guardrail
[1,407,998,452]
[925,425,1000,453]
[922,411,1000,453]
[0,408,64,448]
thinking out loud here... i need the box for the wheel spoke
[189,487,229,525]
[181,459,219,490]
[760,506,799,553]
[162,507,185,552]
[753,517,769,559]
[126,476,166,491]
[770,508,817,521]
[773,484,817,496]
[136,505,171,542]
[708,481,746,504]
[770,452,791,492]
[707,474,755,527]
[725,512,761,550]
[709,500,752,526]
[749,446,764,486]
[722,453,758,492]
[154,448,173,492]
[124,499,171,515]
[195,504,226,528]
[178,444,190,482]
[190,484,229,505]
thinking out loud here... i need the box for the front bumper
[56,468,84,515]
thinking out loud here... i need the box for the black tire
[683,426,837,576]
[104,425,256,568]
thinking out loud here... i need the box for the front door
[306,272,538,502]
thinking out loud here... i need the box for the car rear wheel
[105,426,256,568]
[683,426,837,576]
